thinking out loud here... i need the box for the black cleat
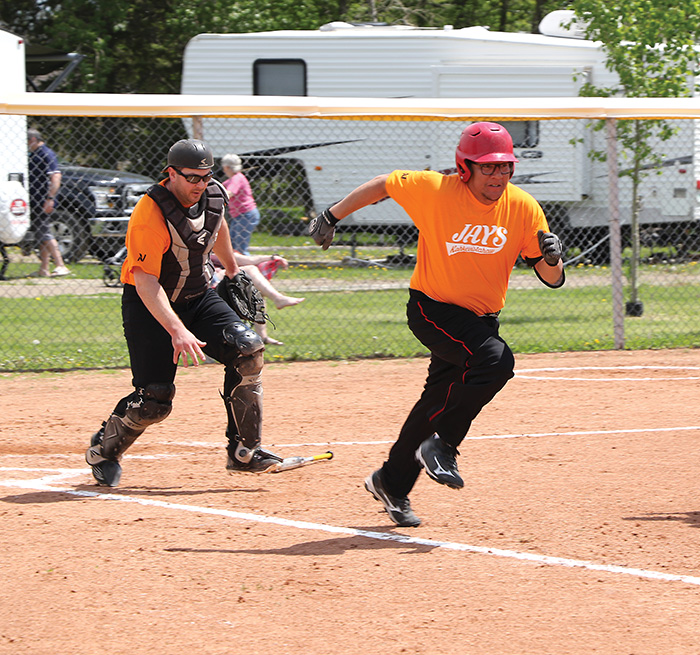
[364,469,421,528]
[91,460,122,487]
[226,447,283,474]
[416,434,464,489]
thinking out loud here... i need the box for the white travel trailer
[181,16,697,245]
[0,28,30,259]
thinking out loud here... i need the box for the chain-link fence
[2,110,699,371]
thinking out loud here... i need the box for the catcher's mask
[455,122,519,183]
[161,139,214,175]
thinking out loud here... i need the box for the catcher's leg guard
[220,321,267,464]
[86,383,175,485]
[222,354,265,463]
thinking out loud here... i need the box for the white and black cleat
[416,434,464,489]
[364,469,421,528]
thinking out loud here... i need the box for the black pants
[113,284,243,413]
[381,289,515,498]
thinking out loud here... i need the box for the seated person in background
[210,253,305,346]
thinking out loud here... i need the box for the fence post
[192,115,204,140]
[606,118,625,349]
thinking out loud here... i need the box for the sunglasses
[475,162,514,176]
[173,168,214,184]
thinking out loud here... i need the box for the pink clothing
[223,173,257,216]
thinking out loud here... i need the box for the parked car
[22,164,154,263]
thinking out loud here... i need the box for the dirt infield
[2,349,700,654]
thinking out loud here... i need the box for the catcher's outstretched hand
[537,230,563,266]
[216,271,268,324]
[171,326,207,367]
[308,208,339,250]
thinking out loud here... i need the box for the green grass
[504,282,700,352]
[3,258,110,281]
[0,294,126,370]
[1,274,699,371]
[2,241,699,371]
[262,289,426,361]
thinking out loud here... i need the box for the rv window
[496,121,539,149]
[253,59,306,96]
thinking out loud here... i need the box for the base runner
[308,122,565,527]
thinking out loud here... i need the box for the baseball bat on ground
[266,451,334,473]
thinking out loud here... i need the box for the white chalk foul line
[516,365,700,381]
[282,426,700,446]
[1,469,700,589]
[158,425,700,450]
[519,366,700,371]
[2,426,698,465]
[462,425,700,441]
[2,426,698,468]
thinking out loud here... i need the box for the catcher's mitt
[216,271,268,324]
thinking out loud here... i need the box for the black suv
[23,164,154,263]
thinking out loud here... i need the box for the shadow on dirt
[165,533,438,556]
[623,511,700,529]
[0,485,269,504]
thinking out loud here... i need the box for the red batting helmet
[455,122,519,183]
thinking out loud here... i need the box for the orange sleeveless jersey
[386,170,549,316]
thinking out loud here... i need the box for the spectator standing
[221,153,260,255]
[27,128,70,277]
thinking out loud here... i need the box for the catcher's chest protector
[147,182,226,303]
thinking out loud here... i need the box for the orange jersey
[120,185,171,285]
[386,170,549,316]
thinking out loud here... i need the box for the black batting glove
[308,208,339,250]
[537,230,563,266]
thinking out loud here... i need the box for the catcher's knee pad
[87,383,175,464]
[222,321,264,358]
[124,383,176,427]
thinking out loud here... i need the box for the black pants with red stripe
[381,289,515,498]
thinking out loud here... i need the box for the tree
[571,0,700,315]
[2,0,343,94]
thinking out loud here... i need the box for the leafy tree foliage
[571,1,700,99]
[570,0,700,308]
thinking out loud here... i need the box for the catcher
[86,139,281,487]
